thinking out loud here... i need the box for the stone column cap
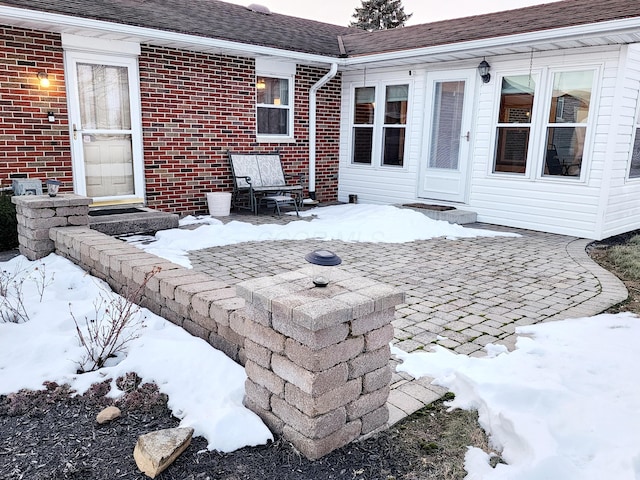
[236,268,404,332]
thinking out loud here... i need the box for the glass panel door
[429,80,465,170]
[419,70,476,202]
[66,51,144,203]
[77,64,134,197]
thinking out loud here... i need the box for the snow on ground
[0,254,271,452]
[125,204,519,268]
[392,313,640,480]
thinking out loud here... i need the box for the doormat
[402,203,455,211]
[89,208,147,217]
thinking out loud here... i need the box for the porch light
[304,249,342,287]
[37,72,50,88]
[46,179,60,197]
[478,60,491,84]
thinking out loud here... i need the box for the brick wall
[0,27,72,190]
[1,26,341,211]
[138,46,342,214]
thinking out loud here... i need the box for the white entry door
[418,70,476,203]
[65,51,144,204]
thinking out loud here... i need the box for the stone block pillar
[12,194,91,260]
[235,268,404,459]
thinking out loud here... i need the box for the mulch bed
[0,379,483,480]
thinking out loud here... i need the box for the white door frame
[418,69,477,203]
[64,50,145,205]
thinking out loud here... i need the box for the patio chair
[545,145,581,176]
[545,146,564,175]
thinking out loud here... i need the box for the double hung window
[257,76,292,137]
[494,75,535,174]
[543,70,593,177]
[492,68,594,179]
[351,83,409,167]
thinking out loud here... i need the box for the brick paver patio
[188,212,627,425]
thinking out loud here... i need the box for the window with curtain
[352,86,375,164]
[256,76,291,136]
[382,85,408,166]
[429,80,465,170]
[543,70,593,177]
[493,75,535,174]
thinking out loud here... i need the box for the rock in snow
[133,427,194,478]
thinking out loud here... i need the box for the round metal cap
[304,249,342,266]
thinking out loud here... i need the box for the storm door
[66,52,144,204]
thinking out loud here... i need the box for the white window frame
[491,71,541,178]
[348,79,412,169]
[255,59,295,142]
[489,65,599,182]
[538,67,598,181]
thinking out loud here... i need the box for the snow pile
[0,254,271,452]
[392,313,640,479]
[128,204,518,268]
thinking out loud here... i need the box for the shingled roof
[339,0,640,57]
[0,0,360,56]
[1,0,640,59]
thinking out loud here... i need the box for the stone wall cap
[12,194,92,208]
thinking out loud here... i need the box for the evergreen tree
[350,0,412,31]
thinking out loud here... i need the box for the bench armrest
[234,175,253,187]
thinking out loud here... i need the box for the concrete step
[398,204,477,225]
[89,207,179,235]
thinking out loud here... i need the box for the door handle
[462,131,470,142]
[73,123,78,140]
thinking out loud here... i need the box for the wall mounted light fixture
[37,71,50,88]
[478,60,491,84]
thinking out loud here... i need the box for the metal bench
[228,152,304,214]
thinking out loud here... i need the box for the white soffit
[62,33,141,55]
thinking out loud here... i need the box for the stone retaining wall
[20,202,405,459]
[49,226,247,362]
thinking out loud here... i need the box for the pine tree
[350,0,412,31]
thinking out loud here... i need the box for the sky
[225,0,563,26]
[1,203,639,478]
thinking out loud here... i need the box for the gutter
[308,63,338,201]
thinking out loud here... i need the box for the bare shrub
[72,267,161,373]
[0,261,54,323]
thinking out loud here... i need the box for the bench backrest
[229,154,262,188]
[229,153,286,188]
[257,154,286,187]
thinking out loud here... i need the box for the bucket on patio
[348,194,358,204]
[206,192,232,216]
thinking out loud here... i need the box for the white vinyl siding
[339,69,420,205]
[469,47,618,239]
[338,45,640,240]
[600,44,640,238]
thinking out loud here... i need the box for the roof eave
[341,16,640,66]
